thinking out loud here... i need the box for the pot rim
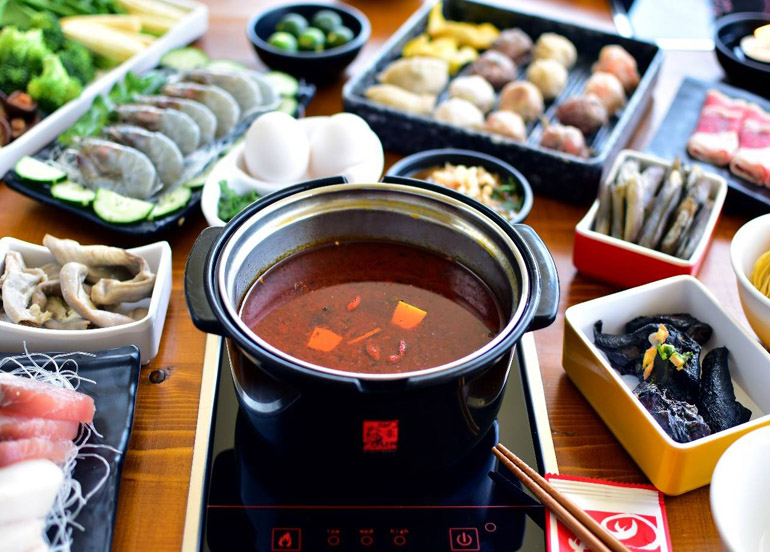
[205,178,542,384]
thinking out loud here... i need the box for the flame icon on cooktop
[271,528,301,551]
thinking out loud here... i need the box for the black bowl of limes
[247,2,370,83]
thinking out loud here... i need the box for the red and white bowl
[574,150,727,288]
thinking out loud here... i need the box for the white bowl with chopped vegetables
[201,113,384,226]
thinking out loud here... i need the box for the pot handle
[185,226,225,335]
[515,224,559,332]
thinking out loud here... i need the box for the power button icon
[449,528,480,551]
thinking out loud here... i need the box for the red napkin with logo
[545,474,672,552]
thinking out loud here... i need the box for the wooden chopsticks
[492,443,631,552]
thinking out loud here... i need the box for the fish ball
[486,110,526,141]
[556,95,608,134]
[448,75,496,113]
[499,81,544,122]
[470,50,517,90]
[584,71,626,114]
[434,98,485,129]
[593,45,640,93]
[526,59,568,100]
[490,28,532,61]
[540,124,588,157]
[532,32,577,68]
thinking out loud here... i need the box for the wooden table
[0,1,749,549]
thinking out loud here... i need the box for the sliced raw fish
[0,438,75,467]
[0,413,78,441]
[0,518,46,552]
[0,373,95,423]
[0,459,63,525]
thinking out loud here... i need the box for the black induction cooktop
[183,335,557,552]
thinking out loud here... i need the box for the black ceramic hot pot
[185,176,558,473]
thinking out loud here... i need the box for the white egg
[309,113,376,178]
[244,111,310,182]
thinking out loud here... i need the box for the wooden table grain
[0,1,750,549]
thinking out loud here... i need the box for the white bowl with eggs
[201,112,384,227]
[730,213,770,348]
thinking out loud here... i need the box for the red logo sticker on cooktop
[362,420,398,452]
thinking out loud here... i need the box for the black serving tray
[342,0,663,204]
[1,80,316,239]
[647,76,770,215]
[0,346,141,552]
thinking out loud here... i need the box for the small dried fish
[637,162,683,249]
[661,174,711,255]
[676,199,714,259]
[595,178,613,234]
[611,180,626,238]
[639,165,665,213]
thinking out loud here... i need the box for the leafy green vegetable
[58,39,94,85]
[108,70,166,103]
[218,179,260,222]
[0,26,50,94]
[58,94,109,144]
[491,178,524,213]
[27,53,81,111]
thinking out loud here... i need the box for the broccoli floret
[27,54,82,112]
[29,11,64,51]
[59,40,95,85]
[0,27,51,94]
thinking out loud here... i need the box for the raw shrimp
[183,68,263,114]
[104,125,184,192]
[135,94,217,146]
[161,82,241,138]
[75,138,160,200]
[116,104,200,156]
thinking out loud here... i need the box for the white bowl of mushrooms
[0,235,172,364]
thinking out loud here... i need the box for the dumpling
[526,59,568,100]
[486,111,526,141]
[532,32,577,68]
[469,50,516,90]
[584,72,626,114]
[490,28,532,62]
[593,45,639,93]
[448,75,495,112]
[365,84,436,115]
[434,98,485,129]
[377,56,449,96]
[499,81,544,122]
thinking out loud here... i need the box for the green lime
[326,25,354,49]
[297,27,325,52]
[312,9,342,35]
[268,31,298,52]
[275,13,308,36]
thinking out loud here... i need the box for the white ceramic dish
[730,213,770,348]
[711,425,770,552]
[563,275,770,494]
[0,0,209,177]
[0,237,172,364]
[201,116,384,227]
[573,150,727,288]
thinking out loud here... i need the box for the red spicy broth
[239,240,502,374]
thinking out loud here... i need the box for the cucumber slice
[265,71,299,98]
[207,59,247,72]
[14,157,66,184]
[93,189,153,224]
[50,181,95,206]
[148,186,191,220]
[159,47,209,71]
[276,97,299,115]
[185,162,214,189]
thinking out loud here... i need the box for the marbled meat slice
[0,438,75,467]
[686,89,746,166]
[0,413,79,441]
[0,374,94,423]
[730,103,770,186]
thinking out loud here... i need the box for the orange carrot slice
[347,327,382,345]
[307,327,343,352]
[391,301,427,330]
